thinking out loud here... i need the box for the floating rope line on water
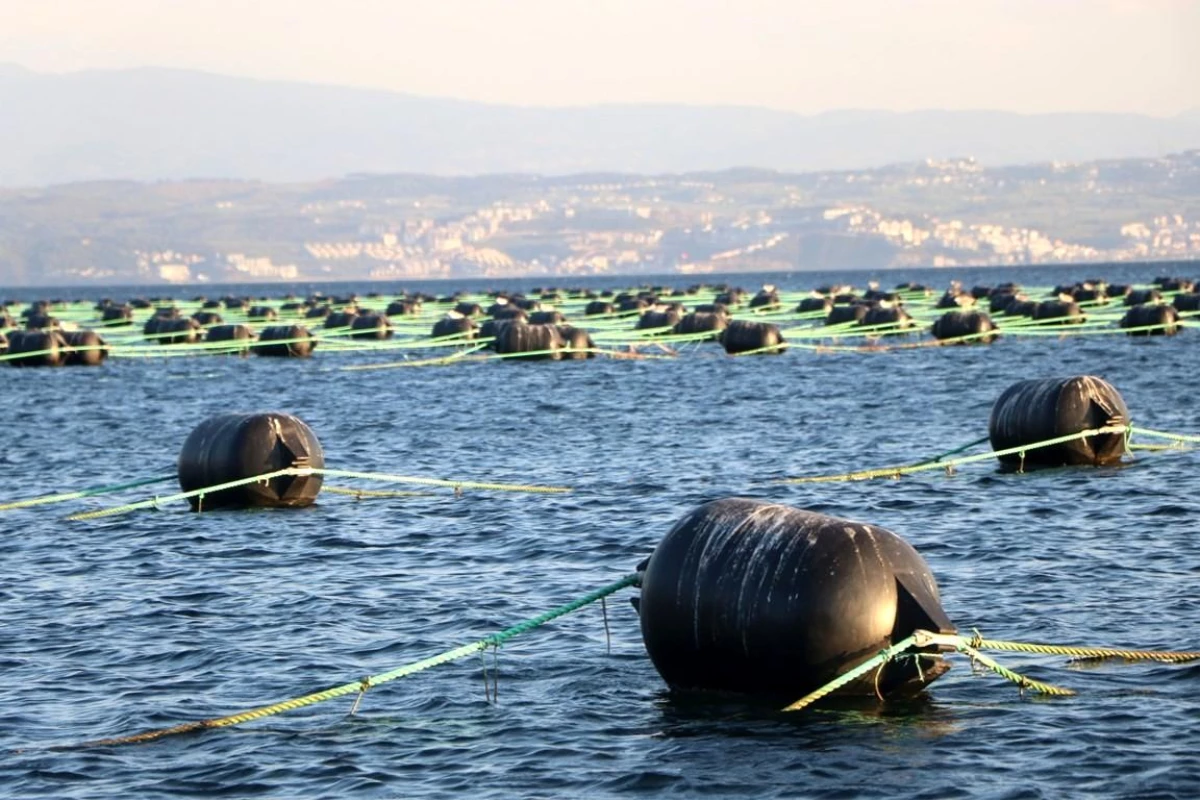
[322,486,439,499]
[0,474,176,512]
[315,468,573,495]
[776,424,1198,484]
[778,425,1128,484]
[55,573,638,749]
[64,467,572,521]
[782,628,1200,712]
[338,344,489,371]
[1127,426,1200,444]
[963,632,1200,664]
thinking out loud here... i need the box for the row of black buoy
[7,275,1196,366]
[2,329,109,367]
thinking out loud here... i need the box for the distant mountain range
[1,64,1198,187]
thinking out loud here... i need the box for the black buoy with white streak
[635,498,954,700]
[988,376,1129,471]
[177,412,325,510]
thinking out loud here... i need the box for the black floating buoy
[145,317,201,344]
[826,304,869,325]
[325,310,358,329]
[556,325,595,359]
[1120,304,1179,336]
[350,313,392,340]
[101,305,134,325]
[61,330,110,366]
[431,314,476,340]
[636,308,681,332]
[931,310,997,344]
[529,310,567,325]
[248,305,278,320]
[672,311,727,340]
[192,311,224,326]
[1172,293,1200,312]
[1004,299,1039,318]
[205,324,256,353]
[635,498,954,700]
[860,305,915,330]
[5,330,68,367]
[796,296,832,314]
[386,300,422,316]
[988,376,1129,471]
[719,319,785,354]
[253,325,317,358]
[493,322,565,360]
[177,412,325,510]
[1033,300,1084,325]
[584,300,614,316]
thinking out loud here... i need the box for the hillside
[1,65,1198,186]
[1,152,1197,286]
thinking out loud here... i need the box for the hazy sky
[1,0,1197,116]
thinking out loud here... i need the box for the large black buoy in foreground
[636,498,954,700]
[988,376,1129,471]
[177,412,325,510]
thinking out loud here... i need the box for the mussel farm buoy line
[4,276,1192,369]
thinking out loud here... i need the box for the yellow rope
[65,466,572,520]
[315,468,572,495]
[973,636,1200,664]
[778,425,1129,484]
[57,574,637,749]
[954,643,1076,696]
[322,486,438,498]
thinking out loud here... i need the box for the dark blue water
[3,265,1199,799]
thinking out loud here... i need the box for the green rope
[314,468,572,495]
[65,468,299,521]
[0,474,176,512]
[62,573,638,748]
[911,435,992,466]
[338,344,489,371]
[1129,426,1200,444]
[954,643,1075,697]
[970,634,1200,664]
[65,466,572,521]
[781,635,919,711]
[778,424,1130,484]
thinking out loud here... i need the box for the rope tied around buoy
[52,573,638,750]
[781,629,1200,712]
